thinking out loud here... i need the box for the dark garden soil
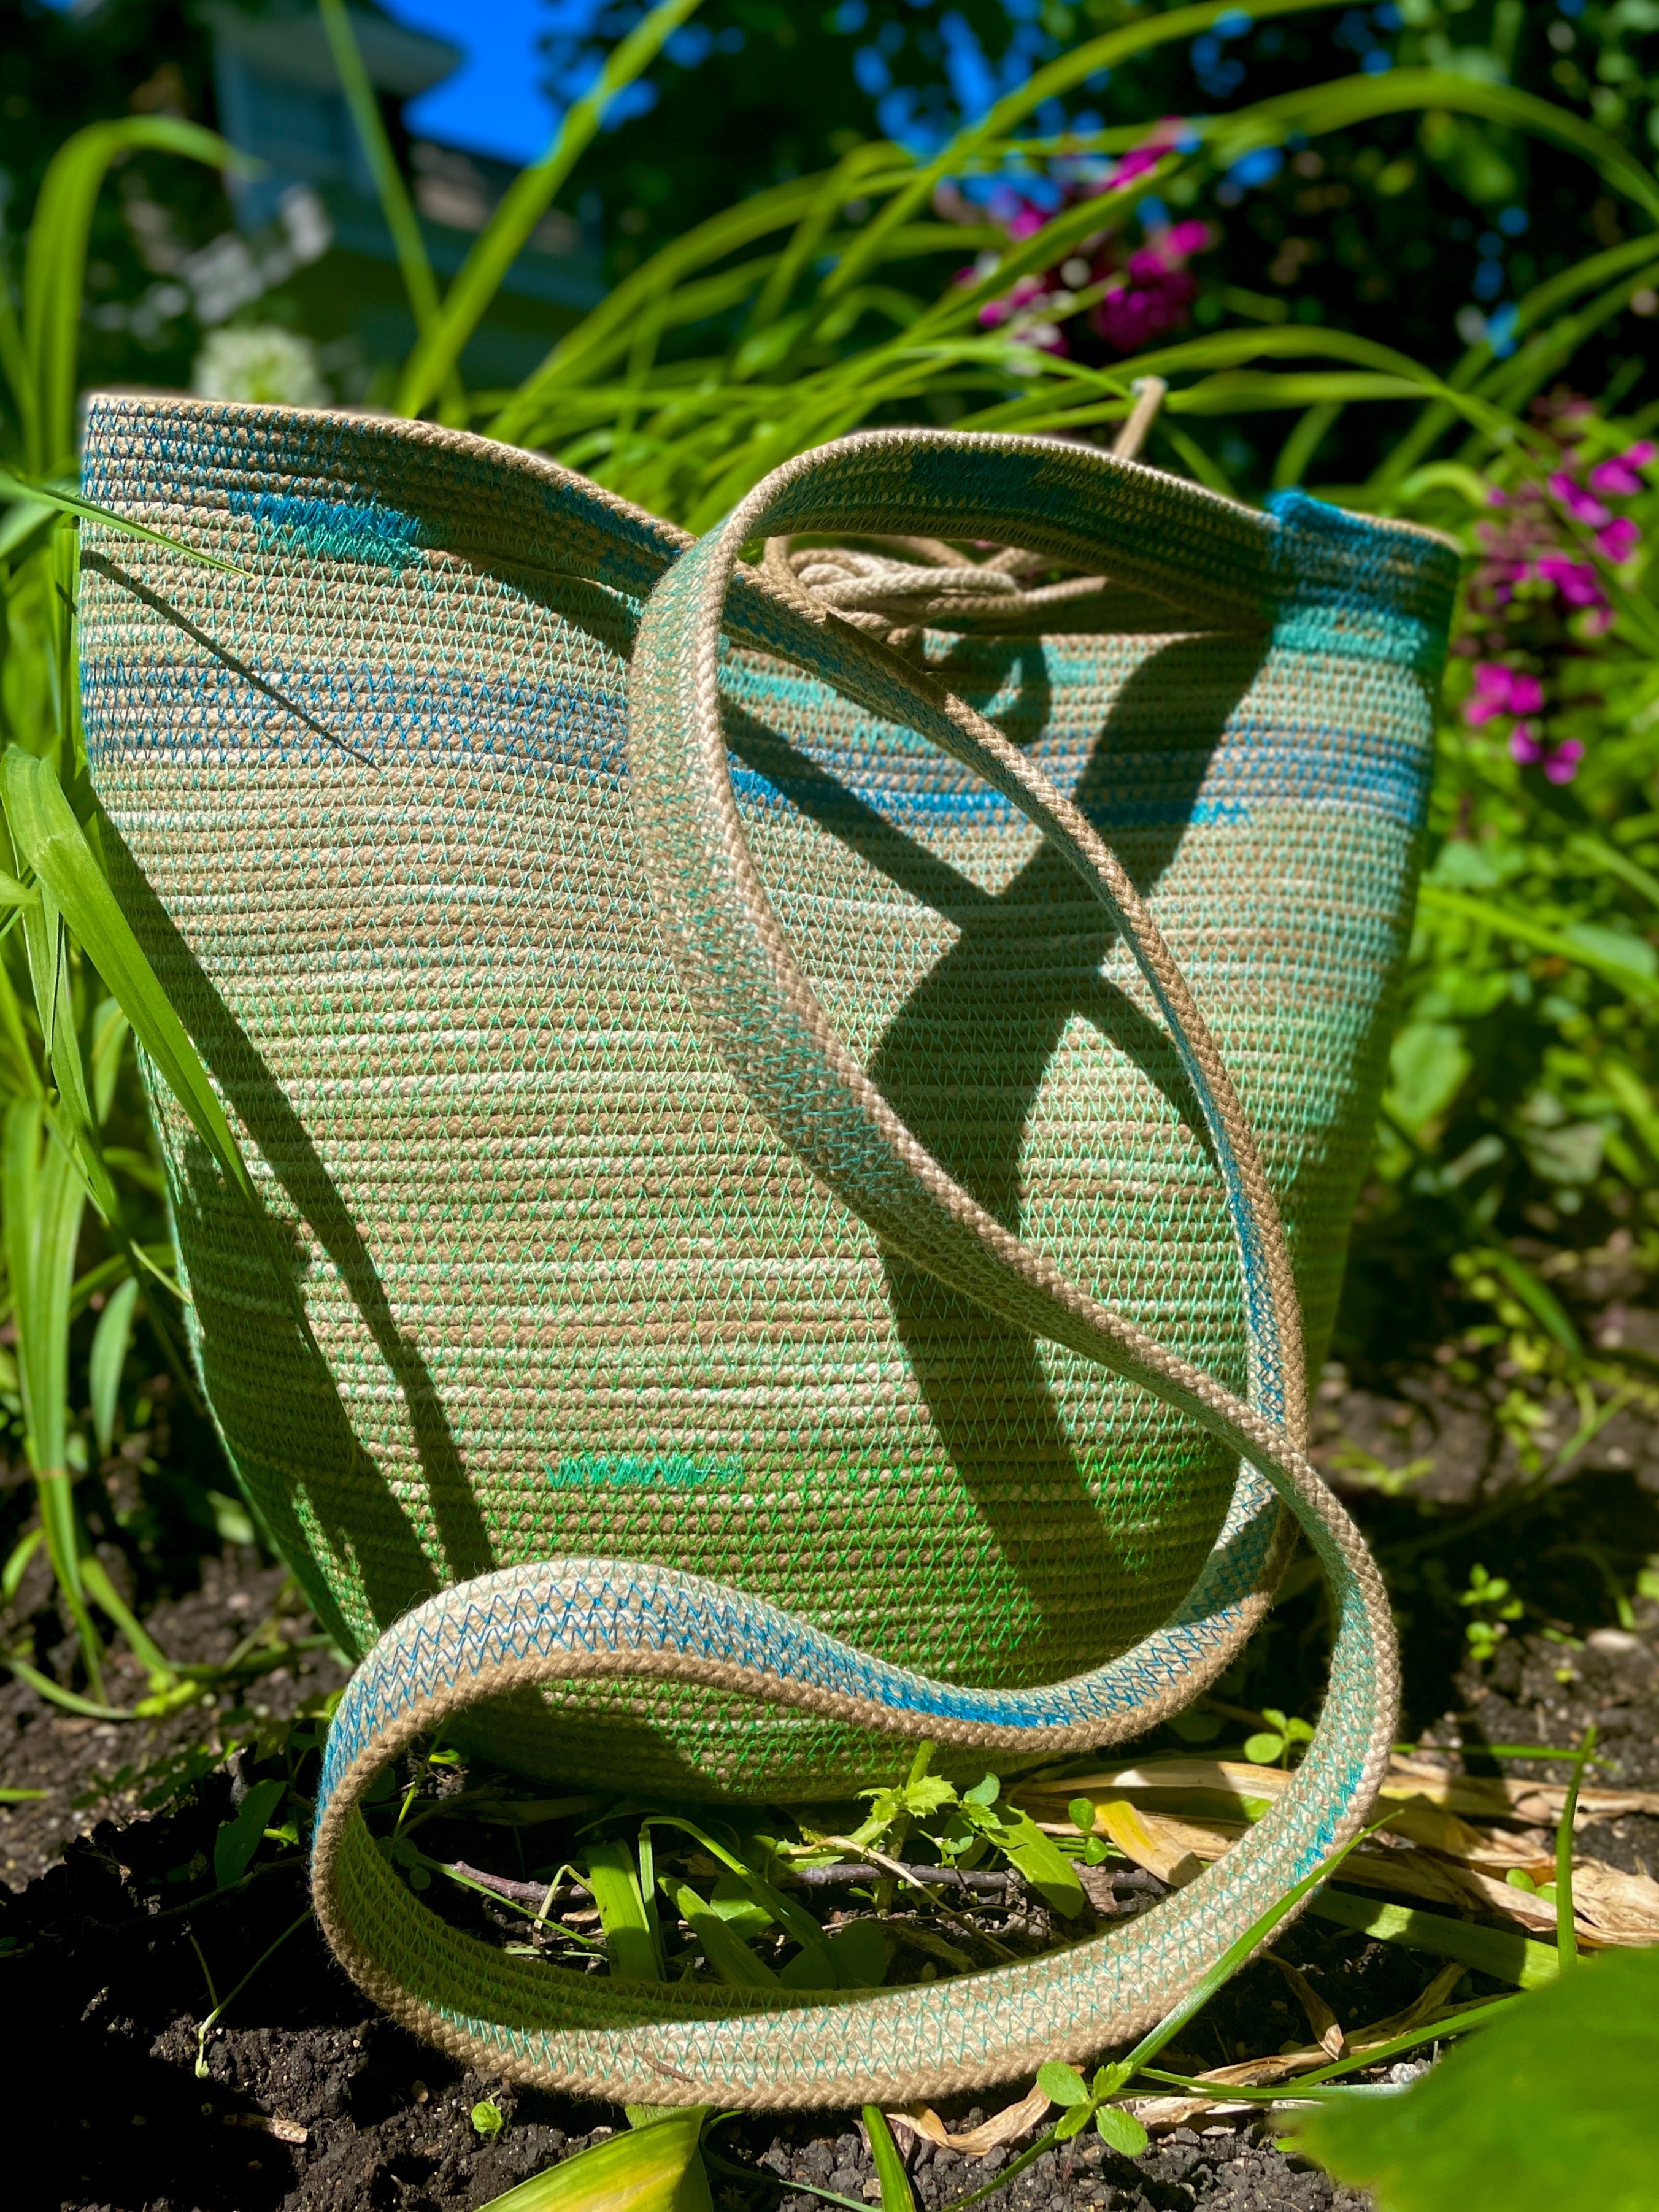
[6,1347,1659,2212]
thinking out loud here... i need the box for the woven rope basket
[79,396,1455,2107]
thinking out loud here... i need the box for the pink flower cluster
[1465,662,1581,781]
[1460,410,1654,784]
[1091,221,1209,353]
[958,121,1211,361]
[1547,449,1652,565]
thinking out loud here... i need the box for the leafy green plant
[1242,1707,1318,1767]
[1457,1563,1526,1664]
[841,1745,1085,1919]
[1035,2058,1150,2158]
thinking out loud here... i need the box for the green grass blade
[862,2109,917,2212]
[585,1837,664,1981]
[2,1093,102,1694]
[80,1550,174,1682]
[1,749,260,1213]
[317,0,441,336]
[0,253,40,478]
[398,0,711,419]
[1117,1821,1391,2086]
[1463,1245,1582,1358]
[20,118,255,474]
[1212,68,1659,229]
[824,0,1340,305]
[0,1649,128,1720]
[1417,885,1659,1004]
[1601,1055,1659,1167]
[490,174,833,437]
[1307,1891,1562,1989]
[89,1272,138,1456]
[742,143,899,347]
[671,1881,780,1989]
[1555,1727,1595,1972]
[2,1094,85,1489]
[0,472,248,575]
[642,1813,837,1973]
[1139,1995,1522,2100]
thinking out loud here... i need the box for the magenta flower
[1160,219,1211,262]
[1509,724,1583,783]
[1531,553,1606,608]
[1111,147,1164,187]
[1090,261,1196,351]
[1465,662,1542,725]
[1589,441,1657,497]
[1547,471,1611,527]
[1596,515,1642,563]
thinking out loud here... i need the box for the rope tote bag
[77,396,1457,2107]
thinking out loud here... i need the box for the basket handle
[309,430,1399,2111]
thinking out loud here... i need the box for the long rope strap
[311,428,1399,2110]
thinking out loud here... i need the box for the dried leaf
[1552,1856,1659,1943]
[1379,1793,1547,1875]
[1125,2094,1255,2131]
[1385,1755,1659,1826]
[1017,1758,1291,1816]
[890,2083,1051,2157]
[1088,1800,1209,1886]
[1268,1954,1345,2060]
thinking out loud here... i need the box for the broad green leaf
[995,1810,1087,1919]
[827,1918,888,1988]
[1293,1945,1659,2212]
[1387,1024,1471,1135]
[1562,921,1658,981]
